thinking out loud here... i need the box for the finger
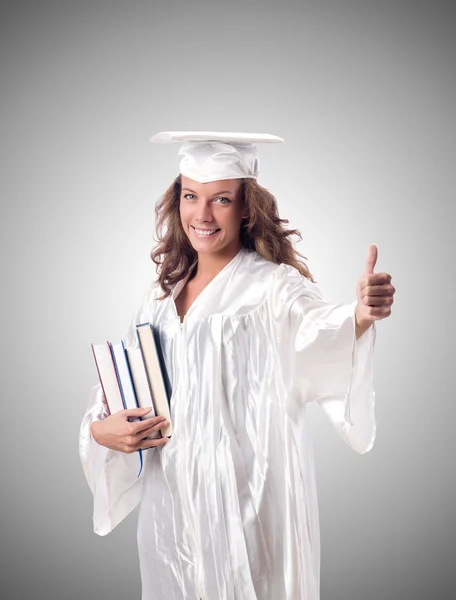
[365,305,392,318]
[138,436,170,450]
[362,272,392,287]
[132,415,167,435]
[364,244,378,275]
[136,419,170,438]
[121,407,154,419]
[362,283,395,297]
[363,295,394,307]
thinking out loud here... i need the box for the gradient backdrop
[1,1,455,598]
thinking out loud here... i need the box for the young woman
[80,132,395,600]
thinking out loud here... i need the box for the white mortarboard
[150,131,284,184]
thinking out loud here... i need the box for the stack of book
[91,322,172,438]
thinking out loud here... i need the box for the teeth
[194,228,218,236]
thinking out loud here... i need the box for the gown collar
[171,247,247,323]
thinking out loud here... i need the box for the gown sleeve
[78,282,158,536]
[273,264,377,454]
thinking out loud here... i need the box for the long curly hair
[151,175,315,297]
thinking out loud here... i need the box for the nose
[195,199,214,223]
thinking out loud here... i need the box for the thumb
[364,244,378,275]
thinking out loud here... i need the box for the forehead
[180,175,242,195]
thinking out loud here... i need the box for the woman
[80,132,395,600]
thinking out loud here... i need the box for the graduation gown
[79,247,376,600]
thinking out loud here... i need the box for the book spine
[121,340,139,409]
[136,323,173,437]
[110,342,127,409]
[136,328,158,413]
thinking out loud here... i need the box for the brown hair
[151,175,315,297]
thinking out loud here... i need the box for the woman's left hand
[355,244,395,329]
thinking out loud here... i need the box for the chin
[191,242,223,254]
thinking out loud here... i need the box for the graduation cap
[150,131,284,183]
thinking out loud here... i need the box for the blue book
[110,341,139,413]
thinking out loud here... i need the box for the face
[179,175,246,257]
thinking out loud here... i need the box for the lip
[191,225,221,237]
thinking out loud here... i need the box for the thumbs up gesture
[355,244,395,332]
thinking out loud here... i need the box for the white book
[127,346,160,439]
[91,342,124,415]
[136,323,173,437]
[110,341,138,411]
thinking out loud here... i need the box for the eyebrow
[181,188,234,196]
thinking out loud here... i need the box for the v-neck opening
[172,248,245,324]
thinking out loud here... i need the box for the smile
[191,226,221,237]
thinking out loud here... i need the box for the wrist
[355,305,372,339]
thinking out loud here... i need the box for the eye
[214,197,231,204]
[183,193,196,200]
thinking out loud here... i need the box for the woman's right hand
[90,407,170,453]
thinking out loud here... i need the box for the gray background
[1,0,455,598]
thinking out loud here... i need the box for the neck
[195,244,242,281]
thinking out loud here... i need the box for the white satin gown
[79,247,376,600]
